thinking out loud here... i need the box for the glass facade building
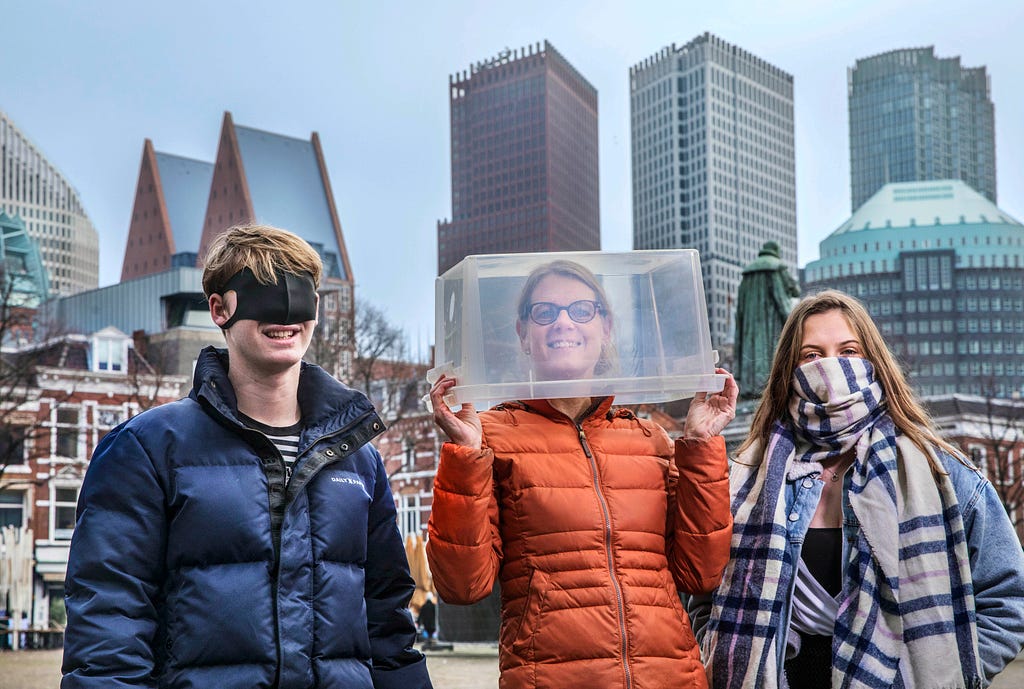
[0,211,49,308]
[849,47,996,212]
[803,180,1024,398]
[437,41,600,275]
[629,34,796,347]
[0,110,99,296]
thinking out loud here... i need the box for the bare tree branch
[972,380,1024,532]
[307,297,423,422]
[125,332,182,415]
[0,277,76,485]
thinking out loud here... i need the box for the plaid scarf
[704,357,981,689]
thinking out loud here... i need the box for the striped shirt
[238,412,303,478]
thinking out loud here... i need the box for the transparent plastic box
[428,250,725,408]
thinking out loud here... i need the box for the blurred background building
[0,211,49,311]
[0,110,98,297]
[0,329,186,630]
[65,112,358,378]
[437,41,600,275]
[630,33,797,347]
[802,180,1024,398]
[848,47,996,211]
[120,140,212,281]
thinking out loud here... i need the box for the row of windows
[907,360,1024,383]
[882,317,1024,336]
[708,87,792,144]
[1,205,75,226]
[811,251,1022,281]
[706,50,791,101]
[454,94,543,128]
[841,273,1024,299]
[825,232,1023,258]
[894,337,1024,356]
[0,401,133,539]
[455,69,545,104]
[0,487,79,540]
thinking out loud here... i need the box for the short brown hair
[201,224,323,297]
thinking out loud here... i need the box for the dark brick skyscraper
[437,41,600,275]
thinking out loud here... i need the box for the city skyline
[2,0,1022,352]
[630,34,797,346]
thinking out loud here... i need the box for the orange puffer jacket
[426,397,731,689]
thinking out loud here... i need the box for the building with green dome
[0,210,49,309]
[802,180,1024,398]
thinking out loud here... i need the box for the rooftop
[153,151,213,255]
[834,181,1020,235]
[234,125,346,279]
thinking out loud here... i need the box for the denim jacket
[688,448,1024,687]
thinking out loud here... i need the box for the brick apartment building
[0,328,186,629]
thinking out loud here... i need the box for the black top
[803,527,843,597]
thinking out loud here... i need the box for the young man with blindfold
[62,225,432,689]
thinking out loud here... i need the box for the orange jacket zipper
[577,423,633,689]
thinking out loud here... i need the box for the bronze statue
[734,241,799,399]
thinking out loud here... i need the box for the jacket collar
[190,346,376,442]
[515,396,615,424]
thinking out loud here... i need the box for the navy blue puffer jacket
[62,347,431,689]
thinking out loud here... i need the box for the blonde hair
[201,224,323,297]
[740,289,963,471]
[516,259,618,376]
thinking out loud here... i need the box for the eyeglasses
[527,300,605,326]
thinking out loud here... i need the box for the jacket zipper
[197,377,384,686]
[577,422,633,689]
[284,408,379,505]
[232,409,375,685]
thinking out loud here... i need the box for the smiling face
[516,274,611,381]
[799,309,865,364]
[210,289,318,377]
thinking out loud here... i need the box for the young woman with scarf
[689,290,1024,689]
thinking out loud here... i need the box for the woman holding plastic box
[689,290,1024,689]
[427,259,738,689]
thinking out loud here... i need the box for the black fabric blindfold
[218,268,317,329]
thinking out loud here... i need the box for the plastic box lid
[428,250,725,408]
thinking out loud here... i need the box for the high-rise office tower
[630,34,796,347]
[437,41,600,275]
[0,110,99,296]
[849,47,996,211]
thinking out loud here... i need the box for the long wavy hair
[739,289,963,471]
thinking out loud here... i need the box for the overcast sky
[2,0,1021,356]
